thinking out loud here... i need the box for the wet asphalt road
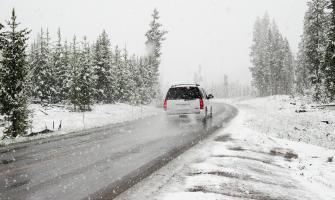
[0,102,237,200]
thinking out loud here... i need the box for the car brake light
[200,98,204,109]
[164,99,167,110]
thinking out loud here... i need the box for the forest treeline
[28,9,167,110]
[250,0,335,102]
[0,9,166,137]
[249,14,295,97]
[296,0,335,102]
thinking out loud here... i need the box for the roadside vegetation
[0,8,167,139]
[250,0,335,103]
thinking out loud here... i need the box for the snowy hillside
[0,103,160,145]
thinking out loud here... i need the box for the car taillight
[164,99,167,110]
[200,98,204,109]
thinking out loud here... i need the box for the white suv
[163,84,214,119]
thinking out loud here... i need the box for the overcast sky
[1,0,308,88]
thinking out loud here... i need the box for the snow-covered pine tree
[250,14,295,96]
[113,45,122,101]
[45,29,57,103]
[93,30,115,103]
[30,32,42,100]
[52,28,65,103]
[118,48,134,103]
[264,27,273,95]
[268,22,284,95]
[250,14,271,96]
[60,39,71,101]
[133,56,144,105]
[69,35,80,74]
[282,39,295,95]
[31,28,55,104]
[76,36,94,111]
[322,0,335,101]
[0,9,30,137]
[0,22,3,116]
[128,54,140,104]
[137,57,151,104]
[145,8,167,101]
[132,57,144,105]
[296,24,311,94]
[26,39,37,98]
[69,35,81,110]
[303,0,328,101]
[268,23,294,95]
[0,22,4,50]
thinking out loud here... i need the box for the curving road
[0,102,237,200]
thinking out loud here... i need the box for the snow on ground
[117,96,335,200]
[0,103,160,145]
[234,95,335,149]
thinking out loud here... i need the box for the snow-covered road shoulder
[236,95,335,149]
[117,99,335,200]
[0,103,161,146]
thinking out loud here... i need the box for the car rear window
[166,87,202,100]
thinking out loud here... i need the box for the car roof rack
[171,84,200,87]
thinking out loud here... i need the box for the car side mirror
[207,94,214,99]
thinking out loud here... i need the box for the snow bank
[0,103,160,145]
[234,95,335,149]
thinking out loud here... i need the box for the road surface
[0,102,237,200]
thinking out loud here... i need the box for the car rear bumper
[165,109,204,116]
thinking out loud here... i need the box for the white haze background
[0,0,307,88]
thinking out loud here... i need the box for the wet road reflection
[0,103,237,200]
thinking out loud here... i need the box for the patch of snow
[0,103,161,146]
[226,95,335,149]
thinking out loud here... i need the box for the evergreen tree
[322,0,335,100]
[137,57,152,104]
[113,45,122,101]
[29,32,42,100]
[282,39,295,94]
[269,26,294,95]
[0,22,4,116]
[0,22,4,50]
[268,23,279,95]
[93,30,116,103]
[304,0,328,101]
[76,37,94,110]
[250,14,295,96]
[31,28,55,104]
[60,40,71,101]
[0,9,30,137]
[52,28,65,103]
[118,48,134,102]
[296,30,311,94]
[145,8,167,100]
[26,39,37,98]
[128,54,139,104]
[69,35,81,110]
[18,10,169,110]
[250,14,271,96]
[45,29,57,103]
